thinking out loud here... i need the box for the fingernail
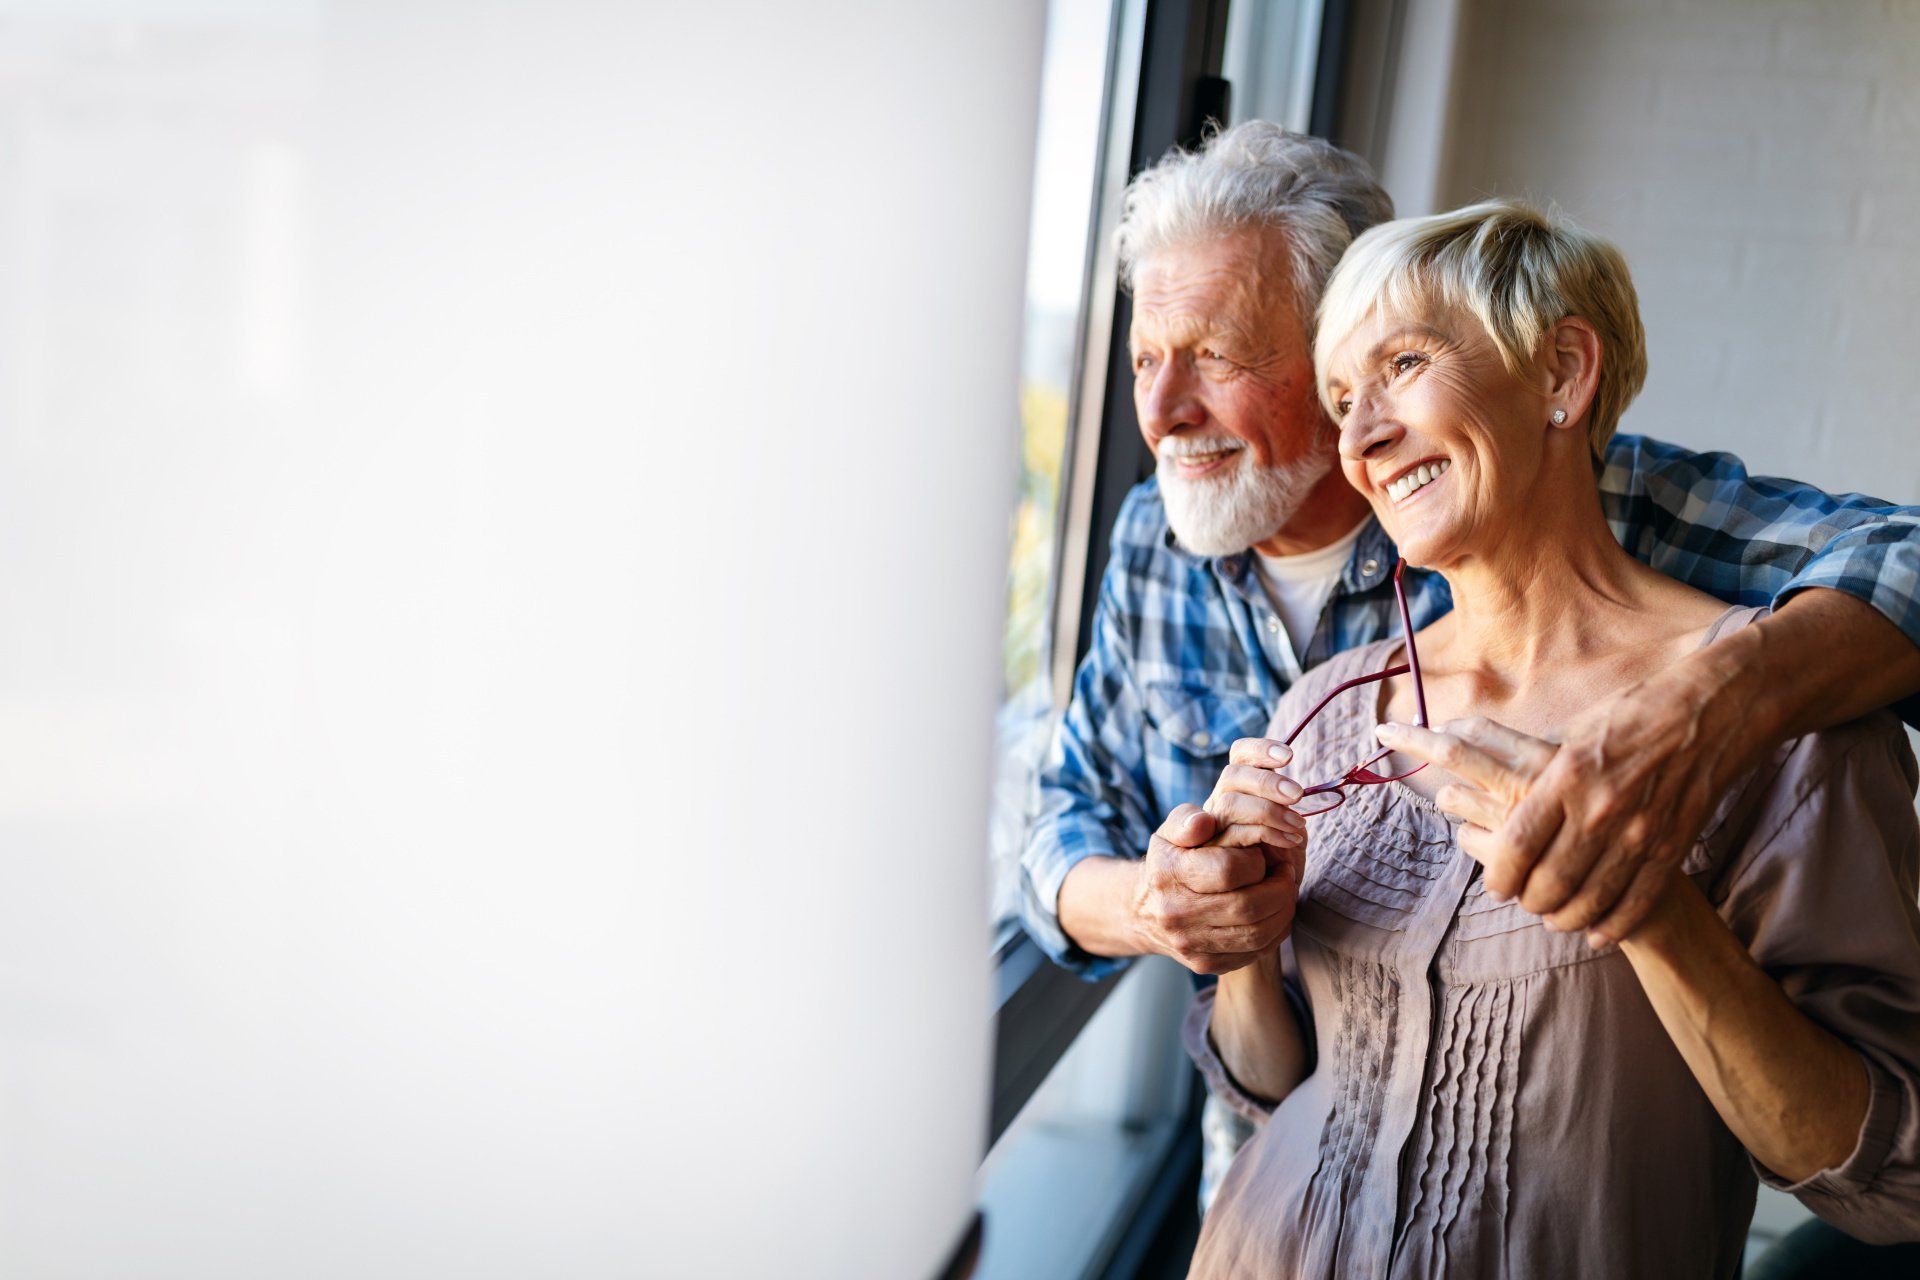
[1487,888,1509,903]
[1586,931,1610,950]
[1268,743,1292,764]
[1375,723,1402,742]
[1278,781,1303,803]
[1541,919,1562,932]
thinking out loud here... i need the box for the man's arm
[1603,435,1920,722]
[1379,591,1920,948]
[1443,439,1920,944]
[1019,548,1307,977]
[1016,562,1162,979]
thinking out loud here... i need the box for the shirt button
[1267,616,1281,631]
[1192,731,1212,749]
[1362,558,1380,576]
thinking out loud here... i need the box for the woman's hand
[1371,716,1681,935]
[1114,739,1308,977]
[1203,737,1311,895]
[1200,738,1314,1107]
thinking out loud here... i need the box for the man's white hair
[1115,121,1394,326]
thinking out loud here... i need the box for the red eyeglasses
[1280,559,1429,816]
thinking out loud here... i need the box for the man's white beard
[1158,440,1335,557]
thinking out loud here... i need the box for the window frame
[988,0,1235,1153]
[987,0,1357,1157]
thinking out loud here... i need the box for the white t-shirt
[1252,520,1368,678]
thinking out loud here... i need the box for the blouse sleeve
[1709,715,1920,1244]
[1181,940,1315,1129]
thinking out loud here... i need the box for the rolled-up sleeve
[1182,986,1278,1127]
[1016,560,1158,980]
[1602,437,1920,727]
[1180,956,1316,1130]
[1712,717,1920,1242]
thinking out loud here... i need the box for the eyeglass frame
[1278,558,1429,816]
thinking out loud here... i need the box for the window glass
[1223,0,1324,130]
[987,0,1120,928]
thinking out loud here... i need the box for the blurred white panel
[0,2,1042,1276]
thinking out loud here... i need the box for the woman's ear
[1543,316,1602,430]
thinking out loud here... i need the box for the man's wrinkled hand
[1131,740,1308,976]
[1377,671,1747,948]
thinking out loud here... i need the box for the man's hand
[1377,688,1736,948]
[1380,590,1920,949]
[1377,633,1757,947]
[1127,740,1307,976]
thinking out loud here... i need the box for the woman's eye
[1390,352,1426,375]
[1334,398,1352,419]
[1134,355,1155,374]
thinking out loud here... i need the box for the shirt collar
[1340,518,1398,593]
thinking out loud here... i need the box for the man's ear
[1543,316,1602,430]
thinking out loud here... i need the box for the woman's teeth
[1387,459,1449,503]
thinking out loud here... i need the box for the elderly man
[1017,122,1920,1207]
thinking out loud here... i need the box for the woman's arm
[1180,738,1316,1113]
[1618,872,1869,1182]
[1208,951,1310,1108]
[1388,714,1920,1241]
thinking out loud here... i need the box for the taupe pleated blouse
[1184,608,1920,1279]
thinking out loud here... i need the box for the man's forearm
[1056,855,1148,959]
[1737,588,1920,739]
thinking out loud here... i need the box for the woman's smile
[1382,456,1451,506]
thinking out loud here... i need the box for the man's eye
[1334,398,1352,419]
[1134,355,1155,374]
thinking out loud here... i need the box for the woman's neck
[1432,471,1666,680]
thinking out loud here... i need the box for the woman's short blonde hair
[1313,199,1647,454]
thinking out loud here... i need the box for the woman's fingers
[1440,716,1559,774]
[1208,762,1305,809]
[1374,721,1509,791]
[1375,717,1552,800]
[1455,820,1499,868]
[1433,780,1508,829]
[1204,788,1306,837]
[1228,737,1296,769]
[1208,821,1303,850]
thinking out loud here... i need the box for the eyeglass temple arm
[1281,664,1410,746]
[1393,559,1429,729]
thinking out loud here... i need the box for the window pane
[987,0,1120,928]
[1223,0,1324,131]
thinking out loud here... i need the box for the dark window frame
[987,0,1237,1154]
[988,0,1359,1160]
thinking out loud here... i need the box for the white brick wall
[1433,1,1920,1249]
[1440,0,1920,504]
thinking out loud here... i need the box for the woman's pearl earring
[1551,409,1568,425]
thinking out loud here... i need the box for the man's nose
[1136,359,1205,446]
[1338,389,1401,462]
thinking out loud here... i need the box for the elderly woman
[1183,200,1920,1278]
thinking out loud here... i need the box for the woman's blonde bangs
[1313,200,1647,454]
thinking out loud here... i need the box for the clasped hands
[1138,675,1734,975]
[1128,738,1308,976]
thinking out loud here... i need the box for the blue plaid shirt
[1018,434,1920,978]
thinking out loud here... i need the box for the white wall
[1432,0,1920,1248]
[0,3,1042,1277]
[1441,0,1920,502]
